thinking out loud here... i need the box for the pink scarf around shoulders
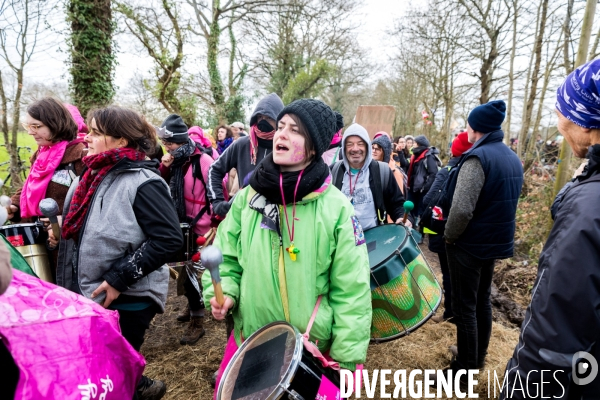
[20,141,69,218]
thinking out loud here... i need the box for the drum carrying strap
[278,246,291,323]
[302,295,341,371]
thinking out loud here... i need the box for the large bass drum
[217,322,341,400]
[365,224,442,342]
[0,223,52,283]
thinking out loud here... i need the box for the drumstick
[402,200,414,224]
[0,195,11,207]
[0,196,10,226]
[201,245,225,306]
[39,198,61,240]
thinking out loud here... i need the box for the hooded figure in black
[206,93,284,216]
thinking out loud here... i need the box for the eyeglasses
[22,122,44,132]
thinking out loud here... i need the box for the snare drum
[217,322,341,400]
[0,223,52,283]
[365,224,442,342]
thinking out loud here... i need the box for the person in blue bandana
[501,59,600,399]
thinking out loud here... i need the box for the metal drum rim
[0,222,43,229]
[216,321,304,400]
[365,224,410,271]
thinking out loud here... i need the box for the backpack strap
[378,161,390,189]
[369,160,387,224]
[331,161,345,189]
[190,153,212,226]
[329,147,341,167]
[65,162,77,180]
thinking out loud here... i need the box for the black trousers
[183,272,205,312]
[437,251,453,319]
[117,305,159,352]
[446,244,494,370]
[407,190,425,222]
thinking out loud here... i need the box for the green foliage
[67,0,116,116]
[281,59,334,104]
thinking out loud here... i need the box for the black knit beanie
[158,114,189,144]
[414,135,430,147]
[335,112,344,131]
[277,99,337,159]
[467,100,506,133]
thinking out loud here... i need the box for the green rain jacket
[202,176,372,370]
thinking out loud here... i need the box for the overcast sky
[23,0,423,94]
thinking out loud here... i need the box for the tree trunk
[68,0,115,117]
[207,0,226,124]
[562,0,575,75]
[588,25,600,60]
[517,0,548,160]
[503,0,519,145]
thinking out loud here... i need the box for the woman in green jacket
[203,99,372,389]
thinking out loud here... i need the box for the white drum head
[217,322,302,400]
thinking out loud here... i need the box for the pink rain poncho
[0,270,145,399]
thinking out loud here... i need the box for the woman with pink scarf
[6,98,86,280]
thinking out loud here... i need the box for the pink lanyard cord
[348,170,361,198]
[279,169,304,244]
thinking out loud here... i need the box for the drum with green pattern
[364,224,442,342]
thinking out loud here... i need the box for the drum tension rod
[280,386,305,400]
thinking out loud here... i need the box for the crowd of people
[1,58,600,400]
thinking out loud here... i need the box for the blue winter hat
[556,59,600,129]
[467,100,506,134]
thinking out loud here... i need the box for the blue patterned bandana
[556,59,600,129]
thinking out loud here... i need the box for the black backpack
[188,144,213,226]
[331,160,390,224]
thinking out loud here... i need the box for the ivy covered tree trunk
[68,0,116,117]
[207,1,226,124]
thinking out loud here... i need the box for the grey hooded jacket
[56,159,182,311]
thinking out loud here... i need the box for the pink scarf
[330,129,342,145]
[20,141,69,218]
[249,124,275,165]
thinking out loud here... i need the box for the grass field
[0,131,38,168]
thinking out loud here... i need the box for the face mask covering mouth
[257,119,274,133]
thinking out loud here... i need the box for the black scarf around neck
[412,146,428,157]
[579,144,600,180]
[249,153,329,204]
